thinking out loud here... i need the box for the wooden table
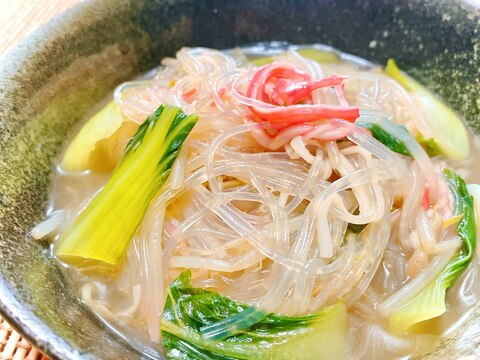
[0,0,84,57]
[1,2,84,358]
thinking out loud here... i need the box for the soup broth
[35,44,480,359]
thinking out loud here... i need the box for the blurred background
[0,0,83,57]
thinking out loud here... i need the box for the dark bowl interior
[0,0,479,358]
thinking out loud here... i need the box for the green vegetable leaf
[161,271,348,360]
[55,105,198,273]
[389,169,476,333]
[441,169,476,280]
[356,121,411,156]
[357,117,444,159]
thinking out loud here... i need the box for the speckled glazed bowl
[0,0,479,359]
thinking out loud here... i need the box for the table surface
[1,2,85,358]
[0,0,84,57]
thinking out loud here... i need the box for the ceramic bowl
[0,0,479,358]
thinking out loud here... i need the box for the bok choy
[356,116,442,160]
[384,59,469,160]
[389,169,476,333]
[55,105,198,273]
[61,101,138,172]
[356,120,411,156]
[161,271,348,360]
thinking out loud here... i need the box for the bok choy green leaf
[356,117,443,158]
[389,169,476,333]
[356,121,411,156]
[161,270,348,360]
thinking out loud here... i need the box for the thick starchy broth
[35,44,480,359]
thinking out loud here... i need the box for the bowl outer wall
[0,0,479,359]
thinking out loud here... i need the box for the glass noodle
[35,45,480,360]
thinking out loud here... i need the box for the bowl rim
[1,1,480,359]
[0,2,100,358]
